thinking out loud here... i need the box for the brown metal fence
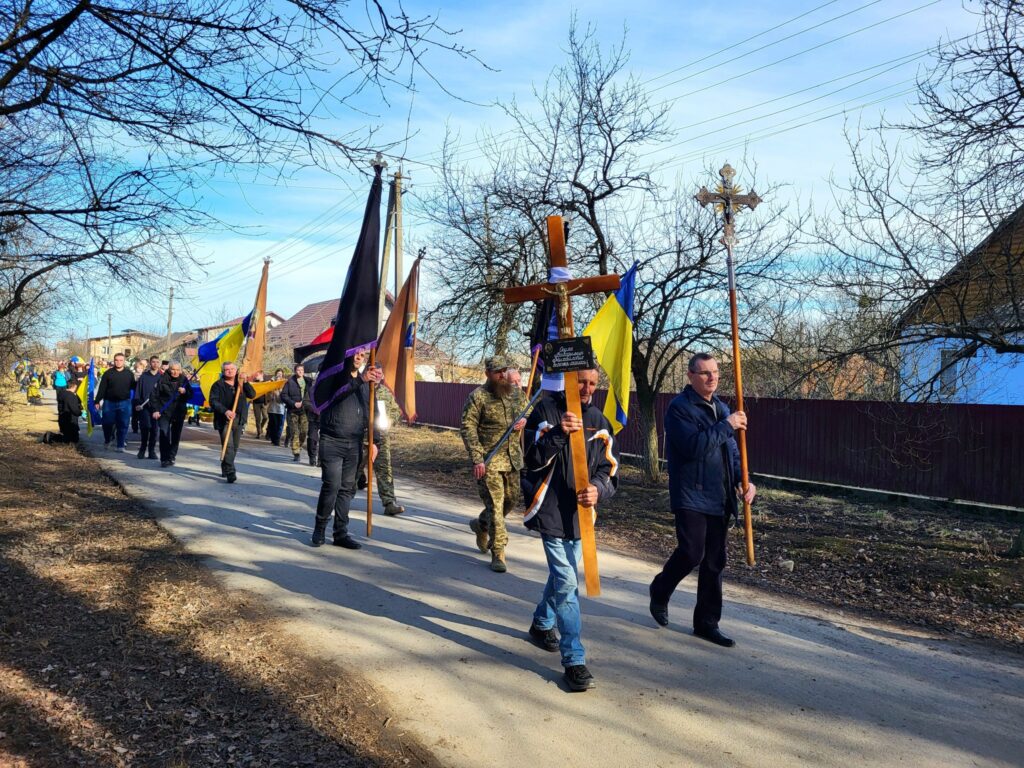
[414,381,1024,508]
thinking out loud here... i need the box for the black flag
[310,163,383,412]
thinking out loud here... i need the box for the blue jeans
[102,399,131,448]
[533,535,585,667]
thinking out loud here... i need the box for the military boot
[490,550,507,573]
[469,519,489,553]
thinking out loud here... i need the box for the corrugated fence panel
[413,382,1024,507]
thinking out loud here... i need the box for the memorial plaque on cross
[503,215,620,597]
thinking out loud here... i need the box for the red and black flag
[310,163,383,413]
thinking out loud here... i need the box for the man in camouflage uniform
[359,384,405,516]
[460,356,527,573]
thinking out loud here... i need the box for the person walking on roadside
[133,356,162,459]
[95,353,134,452]
[150,362,194,467]
[459,356,527,573]
[648,353,757,648]
[250,370,268,439]
[209,362,255,483]
[521,368,618,692]
[53,362,70,394]
[266,368,286,446]
[281,364,311,463]
[303,376,320,467]
[311,351,382,550]
[130,360,145,434]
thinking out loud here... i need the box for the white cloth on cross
[541,267,572,392]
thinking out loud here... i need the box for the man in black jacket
[150,362,194,467]
[134,355,162,459]
[95,353,135,452]
[209,362,256,483]
[43,386,83,444]
[311,351,383,550]
[281,364,311,463]
[648,353,756,648]
[521,369,618,692]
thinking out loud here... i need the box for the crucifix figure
[695,163,761,566]
[504,215,620,596]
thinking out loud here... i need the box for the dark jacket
[133,369,162,409]
[96,367,134,402]
[56,387,82,419]
[281,375,311,413]
[665,385,741,518]
[521,392,619,539]
[318,376,377,442]
[303,380,319,425]
[150,372,194,422]
[209,378,256,431]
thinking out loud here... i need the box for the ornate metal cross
[695,163,761,566]
[503,216,620,596]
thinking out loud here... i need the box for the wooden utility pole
[394,169,403,298]
[165,286,174,357]
[106,313,112,359]
[695,163,762,567]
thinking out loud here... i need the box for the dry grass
[0,387,438,768]
[390,422,1024,651]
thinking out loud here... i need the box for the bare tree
[0,0,476,356]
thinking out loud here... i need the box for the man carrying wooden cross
[521,367,619,691]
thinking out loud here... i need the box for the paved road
[84,422,1023,767]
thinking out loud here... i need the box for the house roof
[136,331,198,360]
[195,312,285,333]
[270,293,395,350]
[898,203,1024,329]
[86,329,159,342]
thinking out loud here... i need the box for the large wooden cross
[503,215,620,597]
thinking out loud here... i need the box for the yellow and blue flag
[192,311,252,402]
[583,262,637,434]
[75,357,102,436]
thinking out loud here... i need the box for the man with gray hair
[648,352,756,648]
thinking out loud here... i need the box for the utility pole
[165,286,174,357]
[394,168,403,298]
[106,313,112,359]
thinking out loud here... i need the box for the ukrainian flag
[583,262,637,434]
[75,357,103,436]
[192,311,251,402]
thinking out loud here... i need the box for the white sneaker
[104,442,111,450]
[117,446,126,453]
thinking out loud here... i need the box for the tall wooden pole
[366,348,376,537]
[165,286,174,358]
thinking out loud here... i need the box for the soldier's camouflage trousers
[476,469,519,553]
[360,433,396,506]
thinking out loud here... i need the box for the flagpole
[220,259,269,462]
[366,348,376,537]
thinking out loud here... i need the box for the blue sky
[69,0,979,341]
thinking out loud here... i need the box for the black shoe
[148,451,157,460]
[226,474,237,484]
[311,527,326,547]
[137,449,146,459]
[357,474,368,490]
[161,460,171,467]
[332,536,361,550]
[308,457,316,466]
[563,665,595,692]
[293,453,301,462]
[169,458,176,465]
[693,626,735,648]
[528,623,559,653]
[649,583,669,627]
[41,432,51,444]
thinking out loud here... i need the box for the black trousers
[56,413,80,443]
[314,434,361,539]
[650,508,728,631]
[138,410,157,455]
[217,422,241,478]
[267,412,284,445]
[307,421,320,465]
[159,417,184,462]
